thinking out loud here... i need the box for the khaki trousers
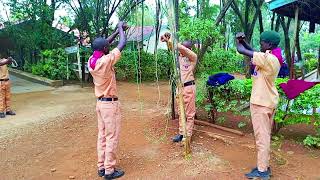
[250,103,275,172]
[178,85,196,137]
[0,81,11,112]
[96,100,121,174]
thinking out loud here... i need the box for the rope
[126,0,174,142]
[134,0,143,121]
[153,0,162,106]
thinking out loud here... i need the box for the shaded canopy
[268,0,320,24]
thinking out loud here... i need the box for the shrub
[303,135,320,148]
[303,53,316,61]
[305,58,318,73]
[198,48,244,75]
[30,48,71,80]
[115,49,173,81]
[198,77,320,147]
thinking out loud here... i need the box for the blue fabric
[250,63,289,78]
[278,63,289,78]
[207,73,235,87]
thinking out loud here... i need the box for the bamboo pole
[194,120,244,136]
[168,0,191,156]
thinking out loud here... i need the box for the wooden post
[207,86,216,123]
[290,7,299,79]
[81,52,85,88]
[171,82,176,120]
[66,56,69,81]
[318,46,320,79]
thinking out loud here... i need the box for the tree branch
[244,0,250,29]
[231,1,244,28]
[215,0,234,26]
[101,0,124,36]
[197,0,234,63]
[119,0,146,21]
[252,0,264,33]
[271,11,275,30]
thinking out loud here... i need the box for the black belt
[0,79,9,81]
[98,97,118,101]
[183,80,195,87]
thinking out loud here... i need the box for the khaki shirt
[179,53,196,83]
[0,59,9,79]
[88,48,121,98]
[250,51,281,108]
[167,41,197,83]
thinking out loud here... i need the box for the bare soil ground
[0,82,319,180]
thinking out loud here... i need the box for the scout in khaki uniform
[236,31,282,180]
[0,56,16,118]
[88,22,127,180]
[160,33,197,143]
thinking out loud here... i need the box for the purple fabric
[271,47,283,66]
[250,48,283,74]
[89,51,104,70]
[279,80,318,100]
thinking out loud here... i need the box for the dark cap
[91,37,109,51]
[260,31,280,46]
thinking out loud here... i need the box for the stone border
[9,68,63,87]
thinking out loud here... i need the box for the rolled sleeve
[252,52,267,68]
[178,44,197,62]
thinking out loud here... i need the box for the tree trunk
[290,8,299,79]
[280,16,291,68]
[222,0,227,49]
[318,46,320,79]
[296,21,304,79]
[253,0,263,33]
[275,15,281,32]
[271,12,275,30]
[197,0,200,18]
[296,21,302,62]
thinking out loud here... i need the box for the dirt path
[0,82,319,180]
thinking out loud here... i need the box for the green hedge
[198,48,244,75]
[305,58,318,73]
[304,53,318,73]
[24,48,72,80]
[197,75,320,148]
[115,49,173,81]
[23,48,173,81]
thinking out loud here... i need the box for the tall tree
[66,0,146,38]
[279,16,292,69]
[231,0,264,77]
[8,0,63,26]
[197,0,234,62]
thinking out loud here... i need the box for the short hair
[91,37,109,51]
[182,40,193,49]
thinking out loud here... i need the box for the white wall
[144,28,169,53]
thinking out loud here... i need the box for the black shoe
[0,112,5,118]
[245,167,271,180]
[104,169,125,180]
[6,111,16,115]
[98,169,105,177]
[172,134,183,143]
[246,167,272,176]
